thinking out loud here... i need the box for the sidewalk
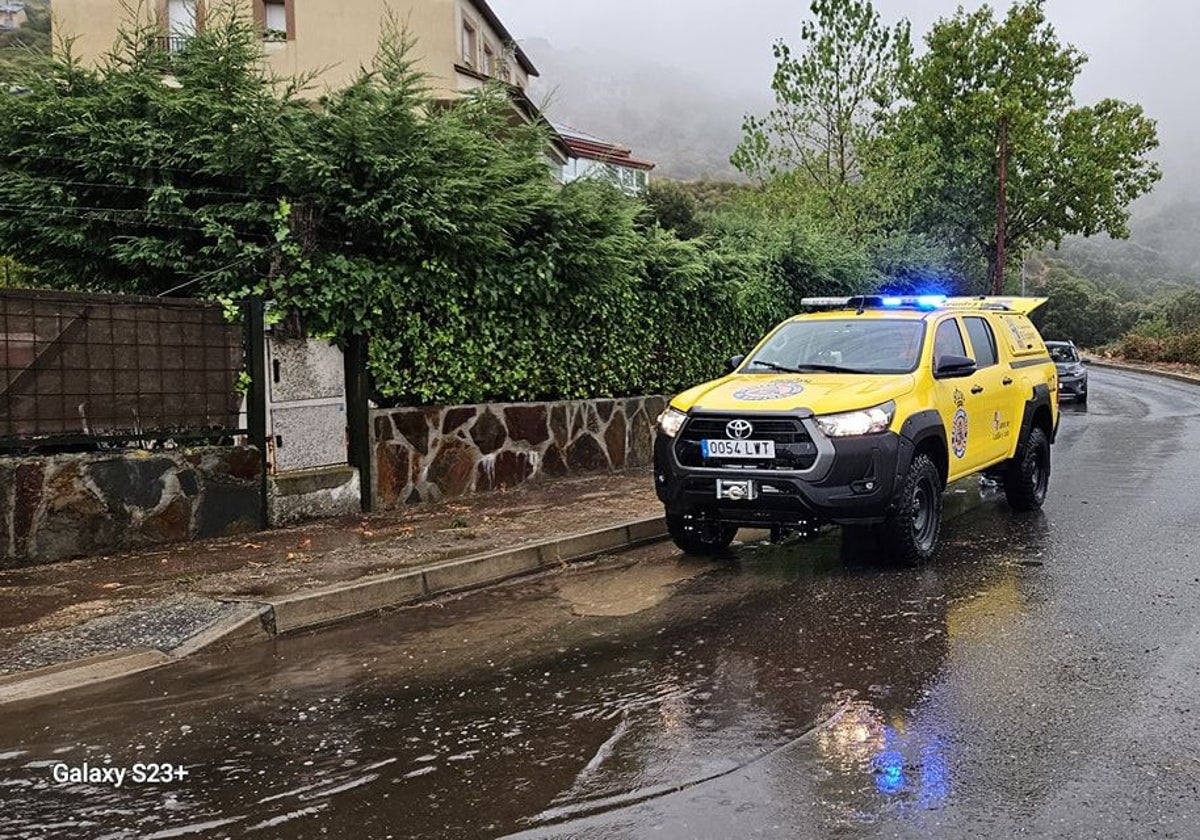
[0,468,663,684]
[1086,355,1200,385]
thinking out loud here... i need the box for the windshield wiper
[748,360,876,375]
[791,363,874,375]
[748,360,805,374]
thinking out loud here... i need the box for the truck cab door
[961,315,1015,465]
[931,316,989,479]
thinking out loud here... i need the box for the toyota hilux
[654,296,1060,563]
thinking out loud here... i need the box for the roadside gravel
[0,595,234,675]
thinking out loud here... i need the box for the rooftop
[553,123,656,171]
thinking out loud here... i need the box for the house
[0,2,26,32]
[556,124,655,194]
[51,0,569,165]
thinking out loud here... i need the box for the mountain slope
[523,38,769,181]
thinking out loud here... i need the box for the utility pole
[344,333,374,513]
[244,297,270,530]
[993,115,1009,296]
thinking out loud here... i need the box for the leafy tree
[1163,289,1200,333]
[0,255,35,287]
[732,0,911,226]
[671,180,752,214]
[882,0,1160,293]
[642,180,704,239]
[1033,270,1131,346]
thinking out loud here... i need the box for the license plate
[701,439,776,459]
[717,479,758,501]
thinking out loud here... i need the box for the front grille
[675,415,818,471]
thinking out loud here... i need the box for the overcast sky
[491,0,1199,189]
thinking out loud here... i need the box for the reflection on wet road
[4,369,1200,838]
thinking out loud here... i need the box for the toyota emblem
[726,419,754,440]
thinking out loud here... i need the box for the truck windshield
[745,319,926,375]
[1048,345,1079,363]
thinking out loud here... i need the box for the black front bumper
[654,428,911,527]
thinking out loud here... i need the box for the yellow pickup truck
[654,295,1059,564]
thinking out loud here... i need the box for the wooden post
[344,333,374,513]
[993,116,1009,296]
[244,296,270,529]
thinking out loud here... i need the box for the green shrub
[1116,331,1200,366]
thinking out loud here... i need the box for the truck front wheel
[1004,426,1051,511]
[881,453,943,566]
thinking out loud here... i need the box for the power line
[157,249,273,297]
[0,173,272,202]
[1,148,285,181]
[0,201,272,239]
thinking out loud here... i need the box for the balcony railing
[156,35,190,53]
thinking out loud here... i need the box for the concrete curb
[1085,357,1200,387]
[0,516,667,706]
[0,648,171,705]
[265,517,667,634]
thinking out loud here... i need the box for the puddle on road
[556,558,718,617]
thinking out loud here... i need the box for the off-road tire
[667,515,738,556]
[881,453,943,566]
[1004,426,1051,511]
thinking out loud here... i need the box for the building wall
[372,395,666,509]
[265,0,458,95]
[452,0,528,92]
[52,0,524,99]
[52,0,147,68]
[0,4,28,31]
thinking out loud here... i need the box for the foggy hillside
[526,33,1198,290]
[1054,197,1200,293]
[523,38,768,181]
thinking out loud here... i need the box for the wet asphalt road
[3,367,1200,839]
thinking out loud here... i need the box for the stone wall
[0,447,264,567]
[372,396,666,508]
[269,465,360,526]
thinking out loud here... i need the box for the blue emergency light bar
[801,295,948,311]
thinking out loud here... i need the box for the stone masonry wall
[372,396,667,508]
[0,447,264,567]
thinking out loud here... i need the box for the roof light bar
[800,297,855,308]
[800,295,948,311]
[798,295,1048,314]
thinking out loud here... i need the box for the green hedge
[361,184,863,406]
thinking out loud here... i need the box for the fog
[492,0,1199,191]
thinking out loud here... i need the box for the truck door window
[963,317,999,367]
[933,318,967,361]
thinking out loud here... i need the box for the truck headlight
[815,401,896,437]
[657,407,688,438]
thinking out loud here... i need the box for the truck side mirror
[934,354,977,379]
